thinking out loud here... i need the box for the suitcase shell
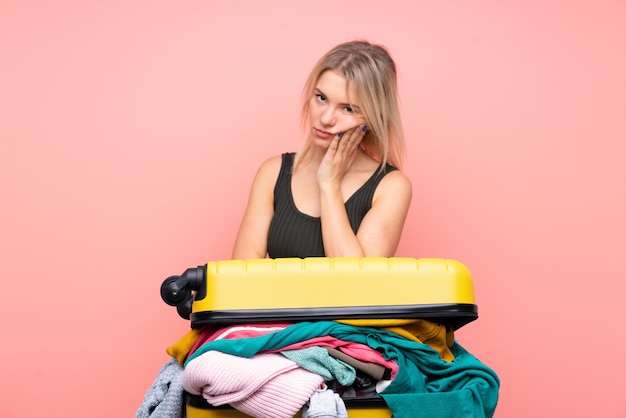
[185,395,391,418]
[161,257,478,417]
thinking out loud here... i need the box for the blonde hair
[298,40,405,169]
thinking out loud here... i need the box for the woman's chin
[312,140,331,151]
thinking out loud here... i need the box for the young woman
[232,40,412,259]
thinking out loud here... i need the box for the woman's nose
[320,107,336,126]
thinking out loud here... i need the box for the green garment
[185,321,499,418]
[282,346,357,386]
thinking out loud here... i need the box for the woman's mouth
[313,128,335,139]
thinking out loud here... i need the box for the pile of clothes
[136,319,500,418]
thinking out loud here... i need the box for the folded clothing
[187,323,293,359]
[282,347,356,386]
[266,335,399,379]
[183,351,324,418]
[185,321,500,418]
[325,347,390,381]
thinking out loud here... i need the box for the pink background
[1,1,625,416]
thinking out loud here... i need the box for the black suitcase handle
[160,265,206,319]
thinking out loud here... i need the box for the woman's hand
[317,125,367,189]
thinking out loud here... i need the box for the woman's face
[308,70,367,148]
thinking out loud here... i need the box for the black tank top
[267,152,397,258]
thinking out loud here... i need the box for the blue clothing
[134,358,183,418]
[186,321,500,418]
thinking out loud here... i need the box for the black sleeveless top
[267,152,397,258]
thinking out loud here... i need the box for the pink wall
[1,1,625,416]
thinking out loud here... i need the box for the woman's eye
[344,106,354,114]
[315,93,326,102]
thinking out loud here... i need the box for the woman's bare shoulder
[256,154,282,176]
[250,155,284,188]
[377,168,413,197]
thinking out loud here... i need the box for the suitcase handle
[160,266,205,319]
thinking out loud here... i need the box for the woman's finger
[337,125,366,153]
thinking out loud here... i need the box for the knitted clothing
[282,346,356,386]
[186,321,500,418]
[183,351,324,418]
[134,358,183,418]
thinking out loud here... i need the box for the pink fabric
[188,323,399,379]
[265,336,399,378]
[183,351,324,418]
[188,323,293,357]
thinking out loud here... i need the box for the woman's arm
[320,169,412,257]
[318,129,412,258]
[231,156,281,260]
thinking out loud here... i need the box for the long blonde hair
[298,40,405,170]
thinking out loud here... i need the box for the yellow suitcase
[161,257,478,417]
[161,257,477,330]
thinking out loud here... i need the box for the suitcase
[161,257,478,418]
